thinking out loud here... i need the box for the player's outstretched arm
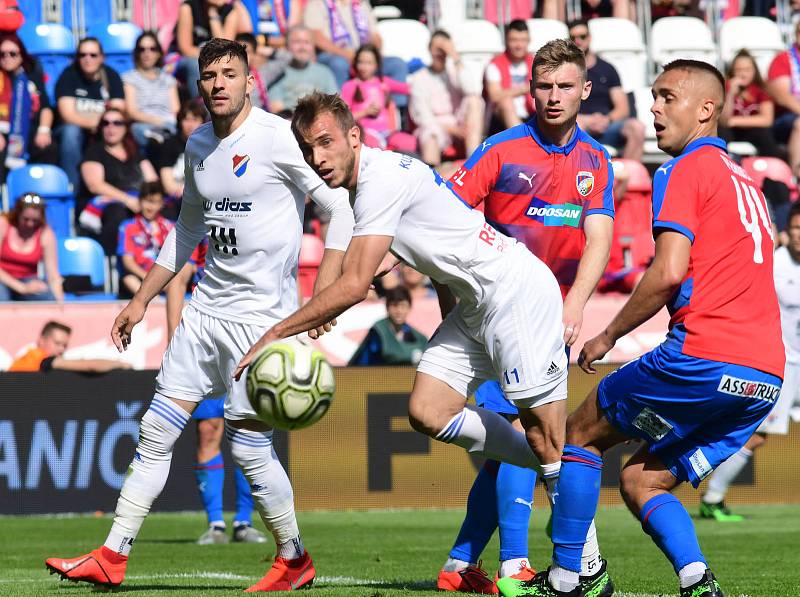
[234,234,393,379]
[308,248,345,339]
[111,264,178,352]
[578,230,690,372]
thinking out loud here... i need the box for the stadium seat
[526,18,568,54]
[58,236,115,299]
[742,157,796,197]
[374,5,402,20]
[376,19,431,66]
[587,18,647,91]
[7,165,74,240]
[298,233,325,299]
[87,21,142,75]
[650,17,717,70]
[61,0,114,40]
[719,17,784,75]
[630,86,668,164]
[440,19,503,95]
[17,23,75,104]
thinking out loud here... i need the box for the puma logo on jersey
[514,498,534,509]
[518,171,536,188]
[481,140,491,151]
[657,163,673,176]
[204,197,252,212]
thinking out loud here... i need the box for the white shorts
[758,361,800,434]
[417,246,568,410]
[155,305,271,421]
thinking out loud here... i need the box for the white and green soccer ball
[246,337,335,430]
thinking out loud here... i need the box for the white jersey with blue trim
[774,246,800,364]
[352,146,529,308]
[156,107,353,324]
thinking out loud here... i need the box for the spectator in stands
[7,320,132,372]
[268,25,338,116]
[156,100,207,218]
[540,0,634,19]
[255,0,302,50]
[171,0,254,99]
[123,31,179,152]
[409,30,484,168]
[55,37,125,189]
[0,33,56,177]
[485,19,533,130]
[768,23,800,176]
[348,286,428,365]
[117,181,174,297]
[569,19,645,161]
[721,49,780,158]
[303,0,409,107]
[236,33,271,111]
[341,44,415,152]
[0,192,62,302]
[650,0,703,20]
[77,107,158,255]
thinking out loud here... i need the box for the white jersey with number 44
[156,108,353,324]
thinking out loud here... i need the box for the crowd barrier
[2,366,798,515]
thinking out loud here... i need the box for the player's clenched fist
[578,330,615,374]
[111,299,146,352]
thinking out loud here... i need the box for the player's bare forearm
[132,264,178,307]
[313,248,345,295]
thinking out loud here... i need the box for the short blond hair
[531,38,586,81]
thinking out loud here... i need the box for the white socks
[703,447,753,504]
[499,558,529,578]
[436,406,541,472]
[541,462,561,505]
[679,562,708,588]
[105,394,190,557]
[549,565,579,592]
[226,424,303,559]
[443,557,471,572]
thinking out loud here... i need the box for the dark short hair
[41,321,71,338]
[566,18,589,31]
[178,99,208,123]
[662,59,725,96]
[236,32,258,51]
[292,91,358,141]
[198,37,248,73]
[789,201,800,224]
[385,286,412,306]
[133,31,163,69]
[139,180,164,198]
[430,29,451,43]
[506,19,528,34]
[532,38,586,81]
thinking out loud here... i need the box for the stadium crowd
[0,0,799,307]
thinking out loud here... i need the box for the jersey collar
[525,118,581,155]
[680,136,727,156]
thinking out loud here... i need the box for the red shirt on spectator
[117,215,173,271]
[727,82,771,117]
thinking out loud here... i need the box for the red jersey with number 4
[446,120,614,298]
[653,137,784,378]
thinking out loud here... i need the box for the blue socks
[194,453,225,526]
[497,462,537,561]
[640,493,706,572]
[194,453,255,527]
[450,460,500,562]
[233,465,255,525]
[552,445,603,573]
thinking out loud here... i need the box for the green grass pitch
[2,506,799,596]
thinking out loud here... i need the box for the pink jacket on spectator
[341,76,409,135]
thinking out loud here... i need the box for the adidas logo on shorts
[546,361,560,377]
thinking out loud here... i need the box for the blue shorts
[598,345,781,488]
[191,397,225,420]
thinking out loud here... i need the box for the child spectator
[123,31,179,152]
[77,107,158,255]
[0,33,56,178]
[0,193,63,302]
[341,44,415,153]
[117,181,173,297]
[721,49,780,158]
[55,37,126,189]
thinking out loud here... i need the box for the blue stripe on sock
[438,411,466,443]
[152,396,190,424]
[641,493,707,573]
[225,431,271,447]
[224,429,271,444]
[149,402,187,431]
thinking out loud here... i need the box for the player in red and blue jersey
[437,39,614,595]
[498,61,784,597]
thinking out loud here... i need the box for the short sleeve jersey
[353,146,522,309]
[447,119,614,298]
[117,215,174,270]
[652,136,785,378]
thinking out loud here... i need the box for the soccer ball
[246,337,335,430]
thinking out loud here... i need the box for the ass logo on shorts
[632,407,672,441]
[717,375,781,403]
[232,154,250,178]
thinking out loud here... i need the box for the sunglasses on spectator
[79,52,100,58]
[0,50,20,58]
[101,119,126,127]
[21,193,44,206]
[137,45,160,53]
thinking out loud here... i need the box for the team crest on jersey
[232,154,250,177]
[576,171,594,196]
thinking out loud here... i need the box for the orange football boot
[45,546,127,588]
[244,550,315,592]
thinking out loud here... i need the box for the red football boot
[244,550,315,592]
[45,546,127,588]
[437,561,497,594]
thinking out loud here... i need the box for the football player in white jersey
[46,40,354,592]
[236,92,569,492]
